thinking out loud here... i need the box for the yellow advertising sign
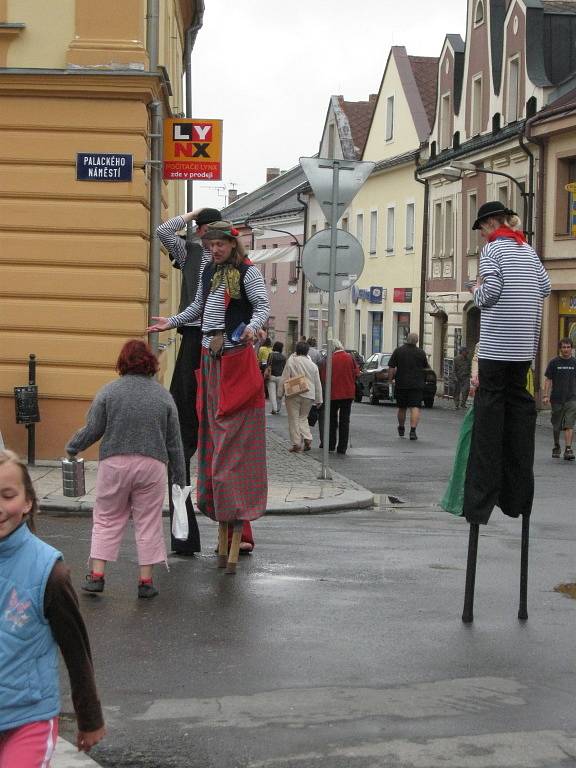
[564,182,576,193]
[559,292,576,316]
[163,118,222,181]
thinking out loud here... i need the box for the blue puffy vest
[0,523,62,731]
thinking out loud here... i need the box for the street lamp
[440,160,533,244]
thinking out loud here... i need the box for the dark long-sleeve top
[66,374,186,486]
[473,238,551,361]
[45,561,104,732]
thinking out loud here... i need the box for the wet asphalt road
[43,402,576,767]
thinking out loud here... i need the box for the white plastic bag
[171,484,192,540]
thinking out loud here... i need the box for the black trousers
[463,359,536,525]
[168,327,201,553]
[329,399,353,453]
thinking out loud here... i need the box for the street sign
[76,153,133,181]
[14,385,40,424]
[302,229,364,293]
[300,157,375,221]
[163,118,222,180]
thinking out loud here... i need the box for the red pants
[0,717,58,768]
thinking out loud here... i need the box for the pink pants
[91,455,167,566]
[0,717,58,768]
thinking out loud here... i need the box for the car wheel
[423,398,434,408]
[369,384,379,405]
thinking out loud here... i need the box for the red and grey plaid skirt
[195,346,267,522]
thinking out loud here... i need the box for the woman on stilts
[147,221,270,573]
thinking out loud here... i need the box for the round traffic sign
[302,228,364,292]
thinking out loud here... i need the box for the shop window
[555,157,576,236]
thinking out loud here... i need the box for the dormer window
[474,0,485,25]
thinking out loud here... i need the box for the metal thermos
[61,456,86,497]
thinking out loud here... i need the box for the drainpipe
[184,4,205,231]
[414,163,429,346]
[297,191,309,336]
[146,0,162,353]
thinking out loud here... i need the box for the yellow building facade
[0,0,201,457]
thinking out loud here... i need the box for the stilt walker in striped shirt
[148,221,270,574]
[461,201,551,623]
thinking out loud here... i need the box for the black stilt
[518,515,530,621]
[462,523,480,624]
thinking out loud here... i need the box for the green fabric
[210,263,241,298]
[440,406,475,516]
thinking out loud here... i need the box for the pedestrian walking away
[388,332,428,441]
[0,450,105,765]
[266,341,286,414]
[157,207,222,555]
[318,340,359,454]
[463,201,551,525]
[307,337,322,365]
[66,340,186,598]
[543,337,576,461]
[452,347,471,409]
[279,341,323,452]
[147,220,270,574]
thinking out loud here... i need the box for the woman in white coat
[279,341,323,452]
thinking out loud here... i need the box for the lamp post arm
[472,166,531,242]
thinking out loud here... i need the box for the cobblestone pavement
[31,422,373,516]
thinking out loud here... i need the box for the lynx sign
[163,118,222,180]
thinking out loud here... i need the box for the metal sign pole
[320,160,340,480]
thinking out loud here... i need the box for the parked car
[356,352,437,407]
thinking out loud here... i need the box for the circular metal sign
[302,228,364,292]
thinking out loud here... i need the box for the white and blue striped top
[167,263,270,350]
[474,237,551,361]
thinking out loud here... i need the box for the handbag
[263,365,271,381]
[284,374,309,397]
[171,484,192,540]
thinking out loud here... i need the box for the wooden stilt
[217,522,228,568]
[518,515,530,621]
[226,521,243,574]
[462,523,479,624]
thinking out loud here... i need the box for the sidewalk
[53,738,100,767]
[33,428,374,517]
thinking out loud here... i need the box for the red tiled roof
[408,55,439,130]
[338,94,378,157]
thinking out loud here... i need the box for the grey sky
[191,0,467,210]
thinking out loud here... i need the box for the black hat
[472,201,517,230]
[195,208,222,226]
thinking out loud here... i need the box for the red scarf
[487,226,526,245]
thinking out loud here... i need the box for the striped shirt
[168,264,270,349]
[157,215,211,328]
[474,237,551,361]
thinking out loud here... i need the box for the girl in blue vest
[0,450,105,766]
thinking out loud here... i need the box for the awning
[247,246,298,264]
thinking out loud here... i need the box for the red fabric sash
[487,226,526,245]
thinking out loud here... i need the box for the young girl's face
[0,462,32,539]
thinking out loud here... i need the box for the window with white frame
[474,0,484,25]
[386,206,395,253]
[472,75,483,136]
[386,96,394,141]
[468,193,479,254]
[433,202,443,258]
[310,223,317,236]
[405,203,415,251]
[369,210,378,254]
[356,213,364,245]
[341,216,348,231]
[444,199,453,256]
[440,93,452,150]
[328,123,335,158]
[498,184,509,207]
[507,56,520,123]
